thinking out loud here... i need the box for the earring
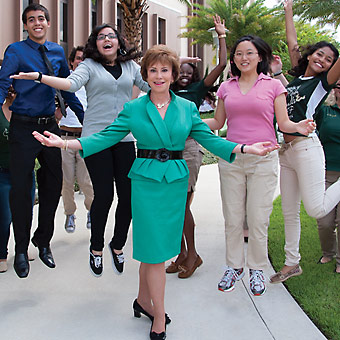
[119,48,127,56]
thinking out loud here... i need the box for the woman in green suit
[14,45,279,340]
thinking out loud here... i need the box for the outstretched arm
[10,72,72,91]
[32,131,82,150]
[203,15,227,87]
[283,0,300,68]
[274,93,316,134]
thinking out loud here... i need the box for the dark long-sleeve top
[0,38,84,122]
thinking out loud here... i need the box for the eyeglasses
[97,33,117,41]
[234,51,258,59]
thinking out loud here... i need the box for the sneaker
[86,211,91,229]
[109,241,124,275]
[218,267,245,292]
[65,214,76,233]
[89,250,103,277]
[249,269,266,296]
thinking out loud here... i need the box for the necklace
[153,98,171,109]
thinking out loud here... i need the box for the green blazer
[79,91,237,183]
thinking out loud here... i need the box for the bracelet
[240,144,246,154]
[34,72,43,83]
[218,34,226,39]
[273,70,282,77]
[62,139,68,150]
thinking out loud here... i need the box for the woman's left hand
[246,142,280,156]
[296,119,316,135]
[10,72,39,81]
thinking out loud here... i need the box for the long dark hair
[83,23,142,65]
[171,63,201,92]
[289,41,339,77]
[230,35,273,77]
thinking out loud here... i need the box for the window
[91,0,98,31]
[141,13,148,53]
[60,0,68,57]
[158,18,165,44]
[22,0,35,39]
[117,4,122,33]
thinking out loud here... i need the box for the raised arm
[10,72,72,91]
[271,55,289,87]
[203,15,227,87]
[204,98,226,130]
[284,0,300,68]
[327,59,340,85]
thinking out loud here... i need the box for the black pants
[85,141,135,251]
[9,117,62,253]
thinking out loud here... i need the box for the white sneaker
[249,269,266,296]
[65,214,76,233]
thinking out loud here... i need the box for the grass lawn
[268,197,340,340]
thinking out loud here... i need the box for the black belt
[60,130,81,137]
[12,113,55,125]
[137,148,183,162]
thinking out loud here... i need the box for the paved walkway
[0,164,326,340]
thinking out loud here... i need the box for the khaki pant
[61,135,93,215]
[218,150,278,269]
[317,171,340,266]
[279,136,340,266]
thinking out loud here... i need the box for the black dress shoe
[32,239,56,268]
[150,321,166,340]
[133,299,171,324]
[14,253,29,278]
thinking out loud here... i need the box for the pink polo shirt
[217,73,287,145]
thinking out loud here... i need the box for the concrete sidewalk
[0,164,326,340]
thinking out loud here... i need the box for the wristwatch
[34,72,43,83]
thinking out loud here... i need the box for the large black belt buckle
[156,148,170,162]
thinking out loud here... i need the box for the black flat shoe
[133,299,171,324]
[32,239,56,268]
[14,253,29,278]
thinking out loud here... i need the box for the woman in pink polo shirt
[205,35,315,296]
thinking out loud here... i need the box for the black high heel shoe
[133,299,171,324]
[150,320,166,340]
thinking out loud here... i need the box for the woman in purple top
[205,35,315,296]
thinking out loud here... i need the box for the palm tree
[118,0,149,53]
[182,0,285,52]
[293,0,340,28]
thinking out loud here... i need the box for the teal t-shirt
[315,104,340,171]
[0,108,10,169]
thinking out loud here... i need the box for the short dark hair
[83,23,141,65]
[68,46,85,67]
[22,4,50,24]
[289,41,339,77]
[141,45,180,82]
[230,35,273,77]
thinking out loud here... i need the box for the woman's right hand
[32,131,64,148]
[283,0,293,11]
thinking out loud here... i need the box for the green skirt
[131,176,188,263]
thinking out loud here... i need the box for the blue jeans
[0,168,35,259]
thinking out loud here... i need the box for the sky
[263,0,340,41]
